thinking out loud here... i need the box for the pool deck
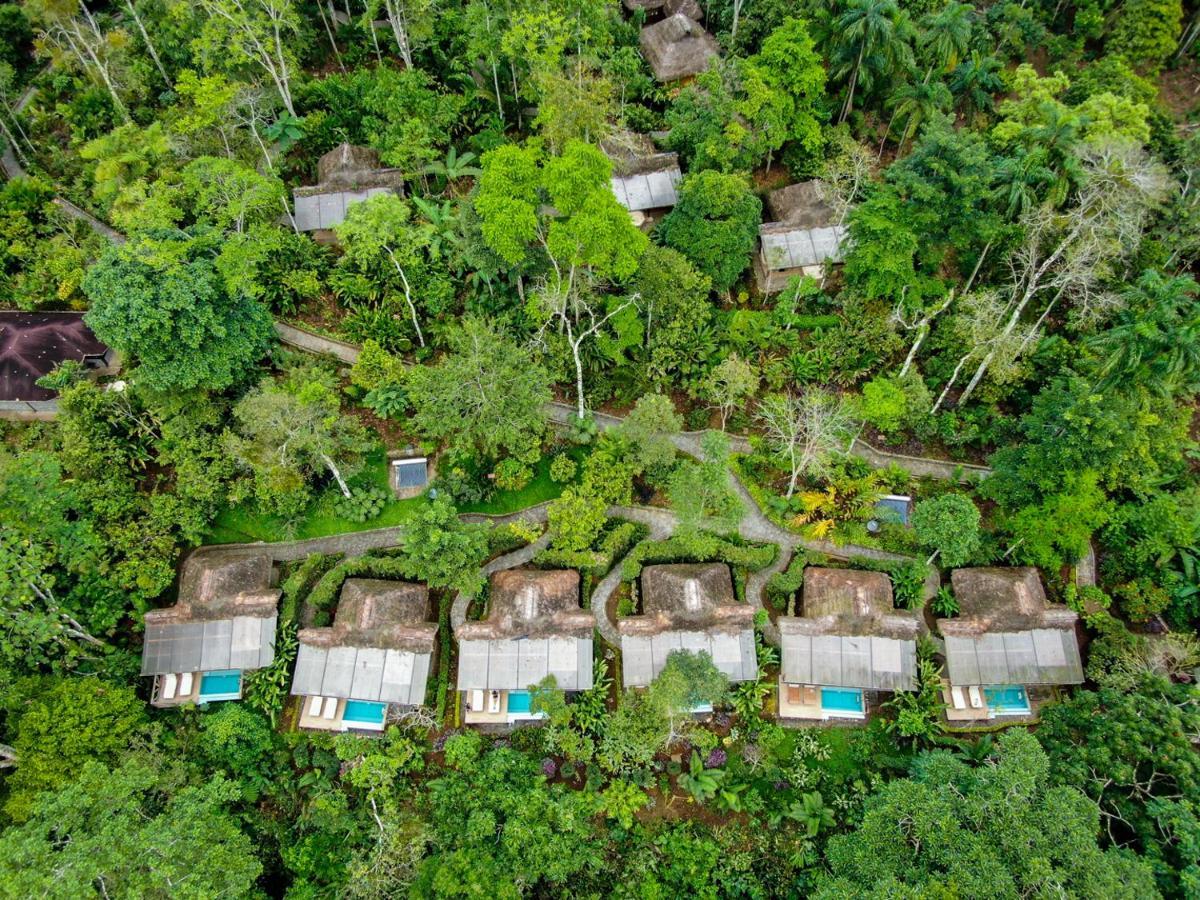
[297,696,387,732]
[777,678,872,722]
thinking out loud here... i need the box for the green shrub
[494,457,533,491]
[766,552,808,612]
[621,532,776,580]
[278,553,337,626]
[549,453,578,483]
[850,557,928,610]
[333,486,389,523]
[443,731,483,770]
[930,586,958,618]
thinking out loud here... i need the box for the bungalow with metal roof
[291,579,437,732]
[639,14,720,83]
[140,551,280,707]
[620,563,758,695]
[292,142,404,235]
[939,567,1084,720]
[754,181,849,294]
[778,567,920,720]
[602,131,683,226]
[456,569,593,725]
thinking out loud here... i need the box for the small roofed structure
[457,569,593,725]
[755,181,848,294]
[141,551,280,707]
[292,142,404,233]
[623,0,703,24]
[602,131,683,220]
[620,563,757,689]
[0,312,116,404]
[639,14,720,83]
[389,447,432,499]
[292,579,437,731]
[778,568,919,719]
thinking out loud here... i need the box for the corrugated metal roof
[780,632,917,691]
[610,167,681,211]
[140,615,276,676]
[293,186,393,231]
[620,628,757,688]
[944,628,1083,686]
[290,643,432,704]
[456,636,593,691]
[760,225,847,271]
[393,458,428,488]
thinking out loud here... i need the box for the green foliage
[548,453,578,484]
[598,778,649,830]
[657,170,762,293]
[618,393,681,474]
[766,552,809,612]
[668,432,743,534]
[493,457,533,492]
[547,487,608,552]
[930,585,958,617]
[82,232,275,392]
[858,376,909,435]
[396,496,490,595]
[882,646,945,746]
[333,486,389,523]
[442,731,484,771]
[243,623,298,726]
[911,493,981,567]
[1109,0,1182,74]
[817,730,1159,898]
[621,532,776,581]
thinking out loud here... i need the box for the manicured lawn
[204,449,578,544]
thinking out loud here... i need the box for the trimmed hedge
[620,531,777,581]
[766,551,810,613]
[279,553,339,626]
[534,520,648,578]
[306,554,422,625]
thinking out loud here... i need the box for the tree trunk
[571,335,587,419]
[839,45,865,124]
[0,743,16,769]
[0,115,28,168]
[899,291,954,377]
[386,249,425,347]
[932,351,971,414]
[961,240,991,294]
[316,0,346,71]
[124,0,169,84]
[321,453,353,498]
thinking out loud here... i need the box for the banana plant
[677,750,725,804]
[787,791,837,837]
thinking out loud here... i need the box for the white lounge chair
[179,672,193,696]
[968,685,984,709]
[308,695,324,717]
[950,686,967,710]
[322,697,338,720]
[162,673,178,701]
[488,690,501,713]
[469,689,484,711]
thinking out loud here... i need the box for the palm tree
[950,51,1003,124]
[994,149,1055,218]
[831,0,916,123]
[887,79,952,153]
[1089,272,1200,397]
[919,1,973,80]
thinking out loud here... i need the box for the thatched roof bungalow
[292,142,404,233]
[754,181,849,293]
[639,14,720,83]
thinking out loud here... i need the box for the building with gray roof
[292,579,437,732]
[620,563,758,689]
[778,567,919,720]
[754,181,848,294]
[639,14,720,83]
[603,131,683,220]
[939,567,1083,720]
[456,569,593,725]
[141,551,280,707]
[292,142,404,234]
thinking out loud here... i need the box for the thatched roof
[140,551,279,677]
[293,142,405,232]
[758,181,848,272]
[297,579,436,654]
[291,579,436,704]
[620,564,758,687]
[767,181,838,228]
[939,568,1083,687]
[943,568,1078,635]
[639,14,720,83]
[455,569,593,692]
[456,569,590,641]
[778,567,919,691]
[148,551,278,625]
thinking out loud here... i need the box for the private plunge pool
[506,690,533,715]
[821,687,865,718]
[198,670,242,702]
[342,700,387,730]
[984,684,1031,716]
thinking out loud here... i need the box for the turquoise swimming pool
[507,691,532,714]
[821,687,865,716]
[199,670,242,701]
[984,684,1030,715]
[342,700,386,727]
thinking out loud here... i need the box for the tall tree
[829,0,915,123]
[195,0,301,115]
[756,389,858,499]
[657,170,761,295]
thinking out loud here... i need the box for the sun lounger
[179,672,193,696]
[488,690,501,713]
[951,686,967,709]
[470,689,484,712]
[968,685,984,709]
[322,697,338,720]
[162,673,177,701]
[308,695,324,717]
[803,685,820,706]
[786,684,802,705]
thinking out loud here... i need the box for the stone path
[274,321,361,363]
[450,531,553,630]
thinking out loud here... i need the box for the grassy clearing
[204,449,575,544]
